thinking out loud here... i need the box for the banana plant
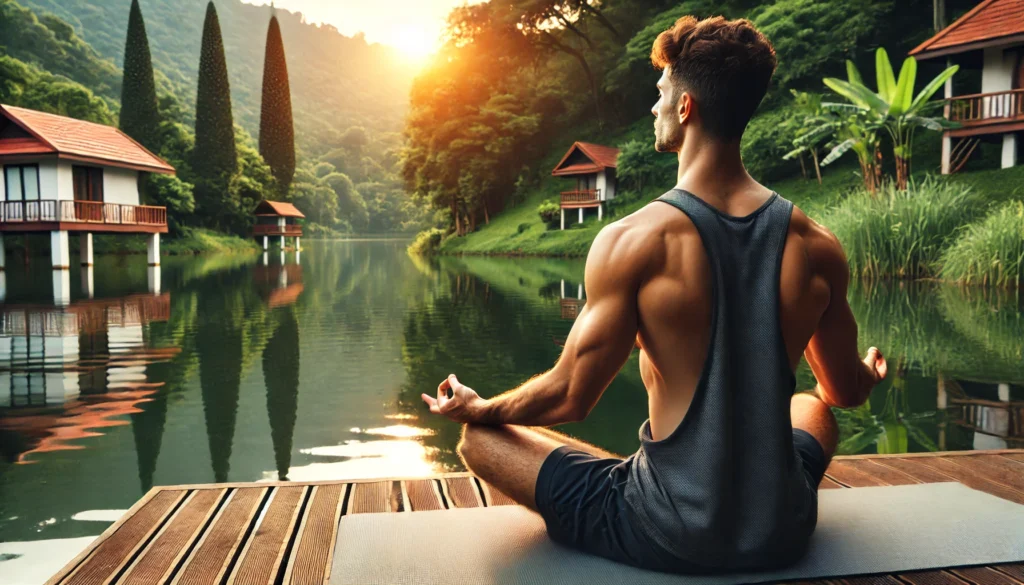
[823,48,959,190]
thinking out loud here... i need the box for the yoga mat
[331,482,1024,585]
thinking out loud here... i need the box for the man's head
[650,16,776,152]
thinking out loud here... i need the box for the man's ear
[677,92,693,126]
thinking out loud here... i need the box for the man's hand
[421,374,487,423]
[862,346,887,386]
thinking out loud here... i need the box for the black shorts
[533,429,827,570]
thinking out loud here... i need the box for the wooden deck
[45,450,1024,585]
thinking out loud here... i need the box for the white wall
[981,47,1015,93]
[44,159,63,200]
[101,167,141,205]
[597,169,616,200]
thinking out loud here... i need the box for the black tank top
[622,188,816,569]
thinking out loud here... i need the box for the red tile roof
[0,104,174,173]
[552,141,620,176]
[910,0,1024,58]
[255,200,305,218]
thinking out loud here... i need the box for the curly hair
[651,15,777,140]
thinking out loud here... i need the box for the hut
[253,200,304,250]
[551,141,620,229]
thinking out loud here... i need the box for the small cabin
[910,0,1024,172]
[552,141,620,230]
[253,200,304,250]
[0,104,173,270]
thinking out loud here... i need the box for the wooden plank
[841,459,922,485]
[873,458,1024,505]
[951,566,1022,585]
[442,476,483,508]
[283,484,347,585]
[832,575,905,584]
[228,486,307,585]
[896,569,972,584]
[834,449,1024,460]
[825,461,890,487]
[818,476,843,489]
[992,564,1024,583]
[403,479,445,511]
[1002,453,1024,464]
[161,473,473,491]
[172,488,268,585]
[946,455,1024,491]
[58,489,186,585]
[346,481,393,514]
[478,479,516,507]
[120,489,227,585]
[906,456,1024,504]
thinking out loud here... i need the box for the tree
[119,0,161,153]
[259,14,295,198]
[193,1,237,227]
[824,48,958,190]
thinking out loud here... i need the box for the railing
[253,223,302,236]
[560,189,601,206]
[946,89,1024,126]
[0,200,167,227]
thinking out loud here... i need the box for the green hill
[14,0,416,158]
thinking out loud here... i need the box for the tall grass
[821,177,983,279]
[939,200,1024,288]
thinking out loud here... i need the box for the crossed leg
[792,391,838,460]
[456,424,622,510]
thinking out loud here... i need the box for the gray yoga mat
[331,482,1024,585]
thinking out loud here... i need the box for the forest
[0,0,429,238]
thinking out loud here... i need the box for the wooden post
[578,208,583,224]
[598,203,603,221]
[263,236,268,251]
[147,233,160,267]
[560,208,565,230]
[50,230,70,270]
[81,266,94,299]
[80,233,93,266]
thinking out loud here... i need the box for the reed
[939,200,1024,288]
[821,177,983,279]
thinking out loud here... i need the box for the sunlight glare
[389,25,436,61]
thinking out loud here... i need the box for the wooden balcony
[560,189,601,209]
[254,223,302,237]
[945,89,1024,138]
[0,200,167,233]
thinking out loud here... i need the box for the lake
[0,239,1021,570]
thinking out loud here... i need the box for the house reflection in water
[938,375,1023,450]
[0,292,177,463]
[559,279,585,320]
[253,261,303,309]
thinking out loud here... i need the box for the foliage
[141,173,194,235]
[820,177,984,279]
[823,48,958,189]
[939,200,1024,287]
[408,227,446,256]
[617,139,670,192]
[741,103,804,182]
[258,15,295,197]
[192,1,238,229]
[0,54,115,123]
[119,0,160,153]
[537,201,561,226]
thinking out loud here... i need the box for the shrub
[517,222,530,234]
[821,177,983,279]
[939,200,1024,287]
[408,227,445,256]
[537,201,561,226]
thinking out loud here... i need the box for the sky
[241,0,481,59]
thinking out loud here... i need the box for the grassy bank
[93,227,261,256]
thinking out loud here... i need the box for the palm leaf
[908,65,959,114]
[846,60,864,86]
[905,115,945,131]
[824,78,889,115]
[822,138,855,166]
[890,56,917,117]
[876,48,896,103]
[783,146,806,160]
[821,102,865,113]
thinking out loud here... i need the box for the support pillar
[0,233,5,271]
[262,251,269,265]
[80,233,93,266]
[52,270,70,305]
[280,235,285,249]
[279,250,285,266]
[578,208,583,224]
[1001,134,1018,169]
[598,204,603,221]
[560,209,565,230]
[295,236,300,251]
[147,266,161,294]
[81,267,94,299]
[560,279,566,298]
[262,235,268,251]
[147,233,160,266]
[578,283,583,300]
[295,249,300,264]
[50,230,70,270]
[0,272,5,303]
[941,133,951,175]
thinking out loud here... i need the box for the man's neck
[672,137,756,199]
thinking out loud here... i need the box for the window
[72,166,104,202]
[3,164,40,201]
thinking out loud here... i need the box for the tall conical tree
[259,14,295,197]
[120,0,161,153]
[263,307,299,480]
[193,1,237,226]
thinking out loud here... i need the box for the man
[421,15,887,573]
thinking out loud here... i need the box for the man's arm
[473,223,649,426]
[803,227,886,408]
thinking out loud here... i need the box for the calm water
[0,240,1021,558]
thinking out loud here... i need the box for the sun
[390,25,436,62]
